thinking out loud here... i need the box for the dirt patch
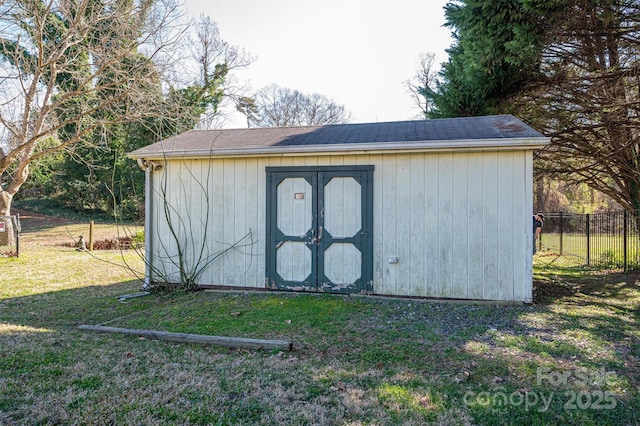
[12,208,74,232]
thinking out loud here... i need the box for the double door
[266,166,373,293]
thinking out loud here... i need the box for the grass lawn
[538,232,640,270]
[0,213,639,425]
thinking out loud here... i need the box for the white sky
[183,0,453,128]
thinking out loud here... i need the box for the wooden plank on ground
[78,325,293,351]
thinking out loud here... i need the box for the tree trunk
[535,177,545,213]
[0,190,12,217]
[0,150,32,218]
[0,190,14,247]
[631,189,640,235]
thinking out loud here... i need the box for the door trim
[265,166,374,293]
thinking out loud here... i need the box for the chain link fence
[0,215,21,257]
[537,210,640,271]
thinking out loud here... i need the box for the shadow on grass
[534,262,639,298]
[0,280,154,331]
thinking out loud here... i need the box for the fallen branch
[78,324,293,351]
[115,291,151,302]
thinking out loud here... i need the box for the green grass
[538,232,640,269]
[1,218,639,424]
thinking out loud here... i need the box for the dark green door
[266,166,373,293]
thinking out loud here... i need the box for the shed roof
[128,114,549,159]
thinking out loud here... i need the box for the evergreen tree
[430,0,640,213]
[429,0,546,117]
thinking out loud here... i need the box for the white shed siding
[481,153,499,300]
[396,154,413,297]
[467,155,485,299]
[369,150,531,301]
[452,154,469,298]
[150,158,262,287]
[149,149,533,301]
[518,153,532,299]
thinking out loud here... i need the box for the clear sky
[183,0,453,128]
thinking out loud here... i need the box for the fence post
[14,214,20,258]
[17,214,19,257]
[586,213,591,266]
[623,210,628,273]
[559,211,564,255]
[89,220,94,251]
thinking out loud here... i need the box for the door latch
[310,227,323,243]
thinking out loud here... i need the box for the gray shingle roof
[128,114,547,159]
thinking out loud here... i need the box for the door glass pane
[324,177,361,238]
[276,241,312,282]
[324,242,361,285]
[277,178,312,236]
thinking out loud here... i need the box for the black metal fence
[0,215,21,257]
[537,210,640,271]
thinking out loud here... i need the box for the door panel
[275,177,314,285]
[323,242,362,286]
[269,172,317,290]
[277,178,312,237]
[266,166,373,293]
[276,241,312,283]
[323,177,361,238]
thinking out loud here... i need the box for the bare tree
[521,1,640,214]
[405,52,437,119]
[235,96,258,128]
[0,0,184,216]
[186,15,254,129]
[248,84,352,127]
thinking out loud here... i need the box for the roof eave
[127,137,551,160]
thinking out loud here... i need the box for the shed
[128,114,549,302]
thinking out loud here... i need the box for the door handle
[309,227,323,243]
